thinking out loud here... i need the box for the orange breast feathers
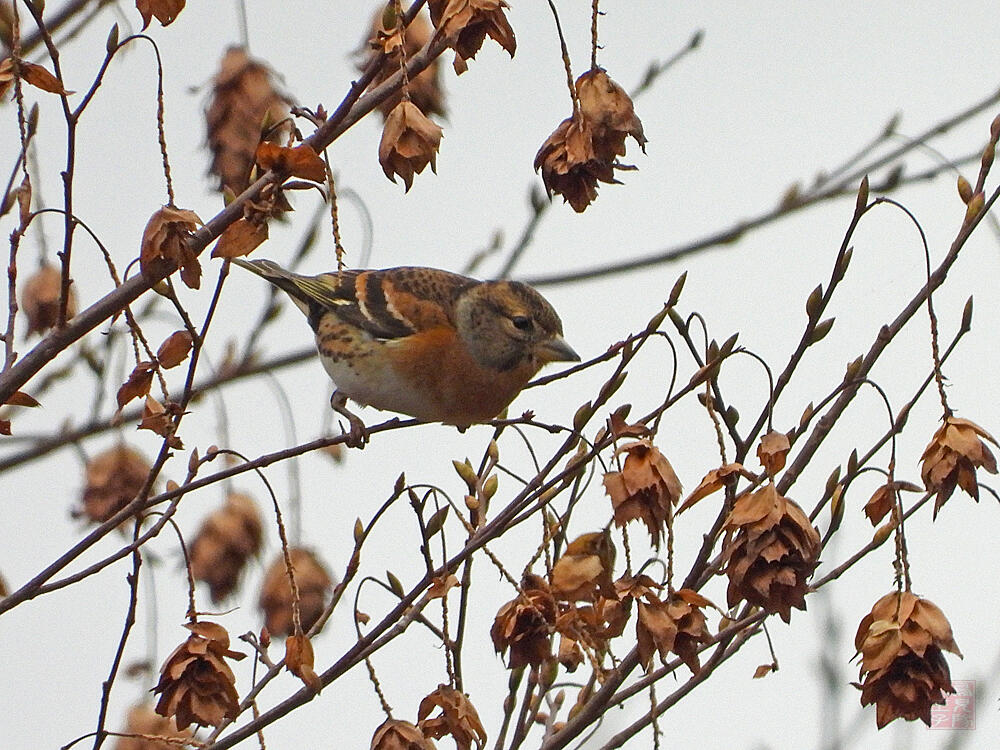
[385,326,541,426]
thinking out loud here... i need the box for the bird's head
[454,280,580,372]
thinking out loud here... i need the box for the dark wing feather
[330,267,476,338]
[234,259,477,340]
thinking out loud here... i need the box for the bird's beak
[537,336,581,363]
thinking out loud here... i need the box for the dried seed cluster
[618,577,713,673]
[550,530,616,602]
[153,621,246,730]
[21,263,76,336]
[493,560,712,678]
[417,685,487,749]
[721,483,820,623]
[855,591,962,728]
[374,0,516,189]
[190,492,263,603]
[258,547,333,637]
[535,69,646,212]
[79,444,151,524]
[378,100,444,191]
[603,438,681,547]
[920,415,997,517]
[366,683,488,748]
[491,573,558,670]
[112,703,191,750]
[429,0,516,74]
[206,47,292,195]
[362,8,444,119]
[371,718,437,750]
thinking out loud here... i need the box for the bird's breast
[315,323,539,425]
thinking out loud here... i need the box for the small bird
[232,258,579,443]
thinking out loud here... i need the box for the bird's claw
[341,413,369,449]
[331,391,369,448]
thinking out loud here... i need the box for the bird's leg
[330,390,368,448]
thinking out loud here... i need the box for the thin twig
[545,0,578,112]
[90,525,143,750]
[589,0,600,70]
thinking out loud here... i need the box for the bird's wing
[234,259,476,340]
[317,267,476,339]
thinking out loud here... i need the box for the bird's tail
[231,258,328,317]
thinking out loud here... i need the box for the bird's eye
[511,315,533,331]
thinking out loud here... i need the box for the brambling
[232,259,579,443]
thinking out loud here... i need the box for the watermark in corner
[930,680,975,730]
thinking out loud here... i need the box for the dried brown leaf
[117,361,156,410]
[285,632,322,693]
[5,391,40,407]
[156,330,193,369]
[427,573,460,600]
[672,588,715,609]
[551,531,616,601]
[0,58,74,95]
[607,408,648,439]
[255,142,327,183]
[136,0,185,29]
[21,60,73,94]
[211,217,269,259]
[862,481,919,526]
[378,100,443,191]
[139,206,203,290]
[757,430,791,476]
[678,462,745,514]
